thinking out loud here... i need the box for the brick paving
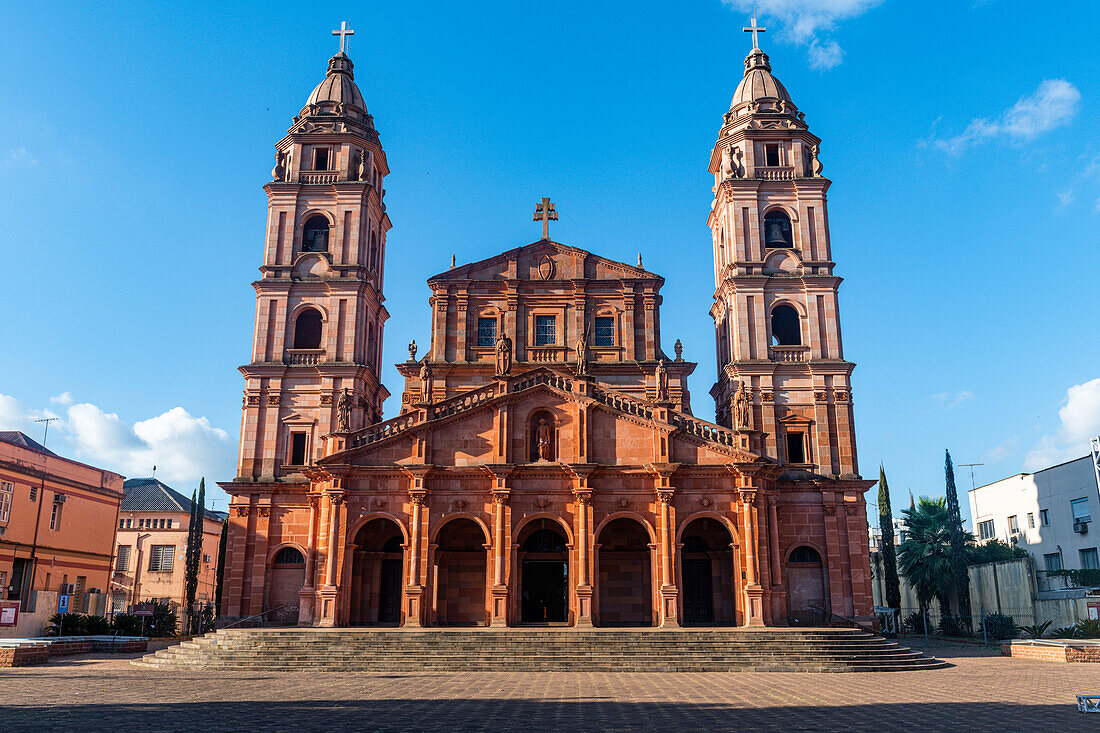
[1,639,1094,731]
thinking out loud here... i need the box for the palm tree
[897,497,955,616]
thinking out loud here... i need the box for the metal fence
[892,605,1039,644]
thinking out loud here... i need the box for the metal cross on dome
[332,21,355,54]
[533,197,558,240]
[743,8,766,50]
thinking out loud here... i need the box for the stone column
[490,491,510,626]
[657,489,679,627]
[404,492,426,627]
[573,491,593,627]
[317,491,344,627]
[740,488,765,626]
[767,494,787,624]
[298,494,320,625]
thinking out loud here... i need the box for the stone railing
[592,387,653,420]
[349,411,422,449]
[284,349,324,366]
[299,171,340,184]
[669,412,739,449]
[754,166,795,181]
[512,370,573,394]
[768,345,808,363]
[526,347,566,363]
[428,383,498,420]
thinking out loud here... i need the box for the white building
[969,452,1100,573]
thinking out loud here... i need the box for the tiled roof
[121,478,222,520]
[0,431,57,457]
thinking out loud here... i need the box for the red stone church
[220,27,875,629]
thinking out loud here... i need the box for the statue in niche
[655,359,669,402]
[408,339,417,362]
[734,381,751,430]
[357,149,370,182]
[536,418,552,461]
[419,362,433,403]
[337,388,352,432]
[575,330,588,376]
[271,150,286,181]
[495,333,513,376]
[810,144,824,176]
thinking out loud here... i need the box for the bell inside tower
[763,211,793,249]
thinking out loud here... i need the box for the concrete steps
[132,628,947,672]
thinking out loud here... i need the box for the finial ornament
[271,150,286,182]
[332,21,355,55]
[637,253,643,268]
[533,197,558,240]
[408,339,417,362]
[743,8,766,50]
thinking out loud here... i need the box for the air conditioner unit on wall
[53,493,66,504]
[59,583,75,594]
[1074,520,1089,534]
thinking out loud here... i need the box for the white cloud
[935,79,1081,154]
[1024,378,1100,470]
[723,0,882,70]
[931,390,975,409]
[4,146,39,167]
[983,435,1020,464]
[1058,191,1074,207]
[0,392,234,498]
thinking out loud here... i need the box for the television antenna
[33,417,58,448]
[959,462,984,491]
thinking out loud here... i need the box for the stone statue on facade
[536,418,552,461]
[575,331,588,376]
[810,144,824,177]
[337,388,352,432]
[495,333,512,376]
[357,149,370,182]
[731,147,744,178]
[674,339,683,361]
[419,362,433,403]
[271,150,286,181]
[655,359,669,402]
[408,339,417,362]
[734,381,751,430]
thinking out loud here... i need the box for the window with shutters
[116,545,131,572]
[148,545,175,572]
[0,480,12,523]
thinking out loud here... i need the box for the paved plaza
[1,639,1094,731]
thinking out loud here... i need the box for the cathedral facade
[220,30,875,629]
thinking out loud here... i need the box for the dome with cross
[730,48,792,111]
[304,53,367,112]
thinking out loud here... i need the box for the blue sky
[1,0,1098,519]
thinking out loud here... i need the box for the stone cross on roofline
[332,21,354,54]
[533,197,558,240]
[743,8,765,50]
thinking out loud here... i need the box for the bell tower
[708,23,860,479]
[230,27,391,486]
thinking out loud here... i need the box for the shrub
[83,615,112,635]
[1074,618,1100,639]
[982,612,1017,640]
[1018,620,1052,639]
[1046,568,1100,589]
[967,539,1029,565]
[902,611,927,634]
[143,600,178,638]
[200,603,216,634]
[111,613,143,636]
[1051,625,1079,639]
[45,613,86,636]
[938,614,971,638]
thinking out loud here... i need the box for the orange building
[0,432,124,613]
[221,32,876,629]
[111,479,225,621]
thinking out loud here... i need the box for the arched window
[770,304,801,346]
[789,545,822,564]
[763,211,793,249]
[369,231,378,270]
[273,547,304,565]
[293,308,323,349]
[302,215,330,253]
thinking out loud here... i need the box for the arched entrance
[786,545,827,626]
[433,519,489,626]
[679,517,735,625]
[267,546,306,625]
[349,519,404,626]
[517,520,569,624]
[596,517,652,627]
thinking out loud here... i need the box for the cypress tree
[944,450,972,626]
[184,488,199,634]
[877,465,901,610]
[215,516,228,617]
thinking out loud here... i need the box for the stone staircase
[132,628,946,672]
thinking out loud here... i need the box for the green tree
[184,478,206,634]
[944,451,972,626]
[215,516,228,617]
[877,465,901,609]
[897,497,954,616]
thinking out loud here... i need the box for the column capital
[409,491,428,507]
[572,490,592,505]
[739,489,758,507]
[327,491,346,506]
[491,490,511,506]
[655,489,675,505]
